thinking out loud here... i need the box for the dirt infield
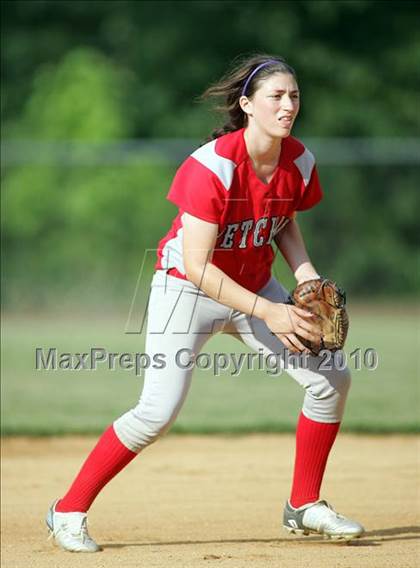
[2,435,419,568]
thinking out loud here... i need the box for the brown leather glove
[289,278,349,355]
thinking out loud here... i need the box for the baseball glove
[289,277,349,355]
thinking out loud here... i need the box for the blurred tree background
[2,0,419,310]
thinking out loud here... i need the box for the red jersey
[155,128,322,293]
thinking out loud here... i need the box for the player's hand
[263,303,322,353]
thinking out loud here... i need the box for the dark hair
[201,53,297,140]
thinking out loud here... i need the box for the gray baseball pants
[114,270,351,453]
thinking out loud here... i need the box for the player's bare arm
[274,218,320,284]
[182,212,321,353]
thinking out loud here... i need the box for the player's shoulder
[285,135,317,185]
[184,128,247,191]
[284,135,315,162]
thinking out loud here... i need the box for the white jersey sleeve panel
[191,139,237,191]
[293,147,315,187]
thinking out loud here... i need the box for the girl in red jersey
[46,54,364,552]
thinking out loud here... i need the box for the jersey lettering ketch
[219,215,291,249]
[156,127,322,293]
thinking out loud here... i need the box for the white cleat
[283,499,365,541]
[46,499,102,552]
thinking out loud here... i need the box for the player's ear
[239,95,253,117]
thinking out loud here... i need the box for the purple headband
[241,59,279,97]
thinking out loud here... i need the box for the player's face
[243,72,300,138]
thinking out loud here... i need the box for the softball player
[46,54,364,552]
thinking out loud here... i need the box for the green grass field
[1,304,419,435]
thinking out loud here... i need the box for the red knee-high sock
[56,424,137,513]
[289,412,340,509]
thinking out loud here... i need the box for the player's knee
[113,406,176,453]
[312,364,351,400]
[139,409,176,442]
[338,365,352,396]
[326,365,352,403]
[303,366,351,422]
